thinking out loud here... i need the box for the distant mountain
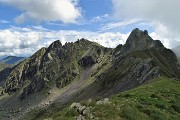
[0,56,25,83]
[0,56,25,64]
[0,28,179,120]
[0,56,25,72]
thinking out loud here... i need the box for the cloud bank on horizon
[0,0,179,57]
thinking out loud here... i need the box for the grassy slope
[35,77,180,120]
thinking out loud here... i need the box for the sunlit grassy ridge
[30,77,180,120]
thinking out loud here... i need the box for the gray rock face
[126,28,153,50]
[78,56,96,67]
[76,115,85,120]
[115,28,164,58]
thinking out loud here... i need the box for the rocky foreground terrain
[0,28,179,120]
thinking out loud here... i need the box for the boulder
[77,105,86,115]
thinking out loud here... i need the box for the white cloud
[101,19,140,30]
[0,27,129,57]
[90,14,110,23]
[0,29,41,56]
[150,22,180,48]
[92,32,129,47]
[112,0,180,48]
[0,0,81,23]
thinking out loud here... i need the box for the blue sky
[0,0,179,57]
[0,0,113,31]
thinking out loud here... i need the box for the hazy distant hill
[0,56,25,64]
[0,56,25,81]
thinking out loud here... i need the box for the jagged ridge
[1,39,111,99]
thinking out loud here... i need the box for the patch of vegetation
[29,77,180,120]
[171,104,180,113]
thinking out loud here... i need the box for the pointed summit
[114,28,165,58]
[122,28,164,52]
[48,40,62,50]
[47,40,62,52]
[125,28,153,51]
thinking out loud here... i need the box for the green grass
[111,77,180,120]
[31,77,180,120]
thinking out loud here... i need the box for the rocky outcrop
[69,98,110,120]
[70,102,93,120]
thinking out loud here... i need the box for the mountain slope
[0,28,179,120]
[28,77,180,120]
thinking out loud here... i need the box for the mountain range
[0,28,179,120]
[0,56,25,65]
[0,56,25,71]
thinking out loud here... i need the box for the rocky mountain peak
[125,28,153,50]
[44,40,63,59]
[128,28,149,39]
[48,40,62,50]
[115,28,165,57]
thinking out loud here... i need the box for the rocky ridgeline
[0,38,111,99]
